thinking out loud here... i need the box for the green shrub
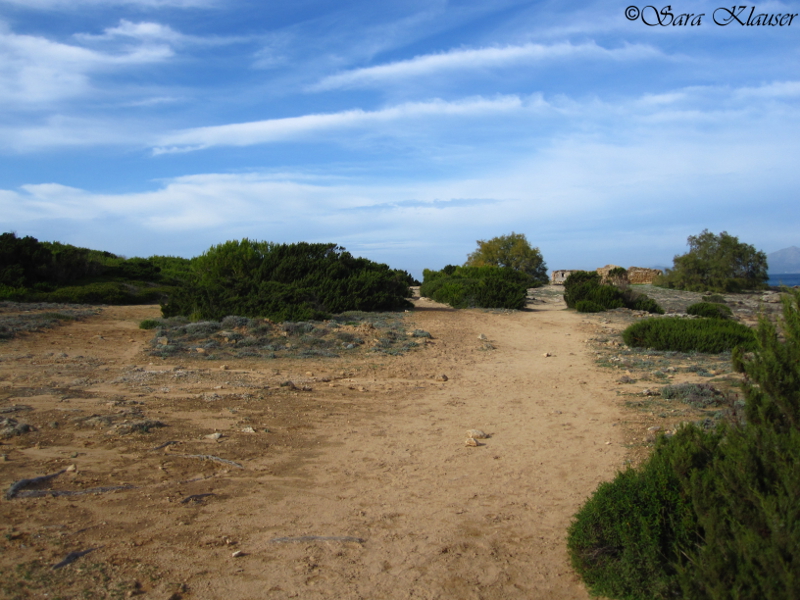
[571,290,800,600]
[161,240,412,321]
[568,425,721,600]
[564,271,663,314]
[420,265,528,309]
[623,317,756,353]
[575,300,604,313]
[701,294,726,304]
[139,319,162,329]
[687,302,733,320]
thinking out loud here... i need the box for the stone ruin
[550,266,663,285]
[627,267,663,284]
[551,270,576,284]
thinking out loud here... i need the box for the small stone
[241,426,256,433]
[231,550,243,558]
[478,334,488,341]
[647,425,661,432]
[157,337,169,345]
[205,432,223,440]
[543,352,551,357]
[220,365,229,370]
[438,374,448,382]
[464,437,482,447]
[66,464,77,472]
[466,429,488,439]
[305,371,314,377]
[196,348,206,354]
[605,441,612,445]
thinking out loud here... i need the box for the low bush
[687,302,733,320]
[420,265,529,309]
[570,289,800,600]
[139,319,161,329]
[568,425,721,600]
[161,240,412,321]
[564,271,663,314]
[661,382,726,408]
[575,300,604,313]
[623,317,755,353]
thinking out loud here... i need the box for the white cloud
[310,41,665,91]
[0,27,172,105]
[153,95,529,153]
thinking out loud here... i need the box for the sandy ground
[1,291,637,599]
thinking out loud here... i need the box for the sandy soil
[1,291,648,599]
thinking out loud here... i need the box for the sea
[768,273,800,287]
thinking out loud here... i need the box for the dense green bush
[568,426,721,600]
[575,300,604,313]
[570,289,800,600]
[564,271,663,314]
[687,302,733,320]
[161,239,412,321]
[0,232,181,304]
[623,317,755,353]
[420,265,528,309]
[656,230,768,292]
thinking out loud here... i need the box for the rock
[464,437,482,447]
[196,348,206,354]
[220,365,229,371]
[231,550,243,558]
[437,374,449,382]
[205,432,223,440]
[642,388,656,396]
[647,425,662,432]
[157,337,169,345]
[241,426,256,433]
[466,429,488,439]
[66,464,77,472]
[478,334,488,341]
[543,352,552,357]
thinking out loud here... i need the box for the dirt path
[1,296,629,599]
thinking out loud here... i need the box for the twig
[176,454,243,469]
[181,493,215,504]
[269,535,366,544]
[52,547,99,570]
[151,440,179,451]
[0,405,33,414]
[5,469,66,500]
[14,485,134,499]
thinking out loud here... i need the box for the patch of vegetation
[623,317,756,353]
[564,271,664,314]
[569,289,800,600]
[148,311,419,359]
[161,239,412,321]
[420,265,529,309]
[0,232,183,305]
[464,232,548,286]
[686,302,733,319]
[139,319,161,329]
[701,294,726,303]
[0,307,98,340]
[661,382,726,408]
[655,229,768,292]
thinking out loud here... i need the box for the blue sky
[1,0,798,277]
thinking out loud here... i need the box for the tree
[658,230,768,292]
[464,232,548,285]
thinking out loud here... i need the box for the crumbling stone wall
[551,270,576,284]
[627,267,663,284]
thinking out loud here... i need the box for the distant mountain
[768,246,800,274]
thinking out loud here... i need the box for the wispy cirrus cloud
[153,95,531,153]
[0,27,173,105]
[309,41,665,91]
